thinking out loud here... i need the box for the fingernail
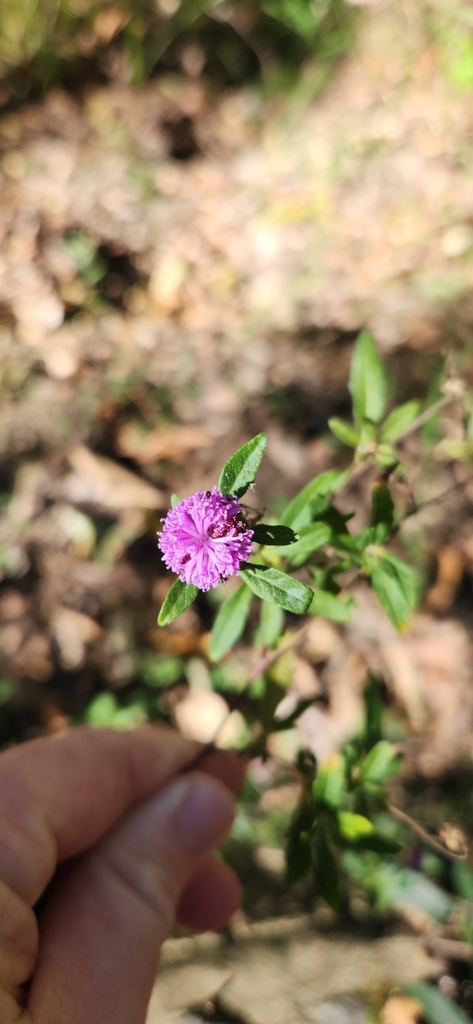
[175,775,235,855]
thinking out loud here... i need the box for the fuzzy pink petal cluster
[158,488,254,591]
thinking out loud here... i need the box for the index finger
[0,725,200,905]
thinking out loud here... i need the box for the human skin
[0,725,244,1023]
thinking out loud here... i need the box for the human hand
[0,725,244,1023]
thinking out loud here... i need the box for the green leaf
[170,493,180,508]
[370,482,395,531]
[451,860,473,901]
[0,679,14,706]
[273,522,332,568]
[258,600,285,648]
[273,697,319,730]
[404,983,472,1024]
[374,443,399,470]
[359,740,402,784]
[158,579,198,626]
[286,827,312,885]
[209,584,253,662]
[355,833,402,854]
[218,433,267,498]
[141,654,185,688]
[309,588,354,623]
[282,469,350,531]
[381,400,421,442]
[253,523,298,546]
[348,330,388,425]
[363,675,383,748]
[240,564,313,614]
[343,856,451,920]
[85,693,145,729]
[313,753,345,809]
[328,417,359,447]
[366,551,420,629]
[312,825,340,911]
[262,0,326,38]
[338,811,375,842]
[286,795,316,885]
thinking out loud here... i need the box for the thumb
[29,772,235,1024]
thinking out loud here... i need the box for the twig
[425,936,473,963]
[246,621,311,686]
[337,460,375,499]
[183,622,312,769]
[400,394,457,441]
[402,475,471,522]
[387,804,468,862]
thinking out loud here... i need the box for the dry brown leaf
[303,618,342,663]
[14,633,53,682]
[93,6,130,44]
[296,647,367,763]
[254,847,285,875]
[380,995,423,1024]
[42,699,69,735]
[50,606,102,670]
[148,629,203,656]
[174,690,229,743]
[379,639,427,732]
[116,421,214,464]
[292,656,321,697]
[148,256,187,312]
[0,590,29,621]
[425,545,464,613]
[65,446,165,510]
[216,709,250,750]
[407,616,473,776]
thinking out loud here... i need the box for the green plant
[153,330,473,919]
[0,0,354,94]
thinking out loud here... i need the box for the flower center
[207,514,247,539]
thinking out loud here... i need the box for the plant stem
[387,804,468,862]
[399,393,456,441]
[247,621,311,685]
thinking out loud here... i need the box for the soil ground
[1,1,473,1020]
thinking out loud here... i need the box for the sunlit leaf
[349,330,388,424]
[309,588,354,623]
[218,433,267,498]
[381,400,421,442]
[282,469,350,531]
[328,417,359,447]
[359,740,402,784]
[240,564,313,614]
[338,811,374,842]
[365,550,420,629]
[404,983,471,1024]
[273,522,331,567]
[257,600,285,648]
[158,579,198,626]
[209,583,253,662]
[313,753,345,809]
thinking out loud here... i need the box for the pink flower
[158,488,254,591]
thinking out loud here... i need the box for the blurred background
[2,1,473,1021]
